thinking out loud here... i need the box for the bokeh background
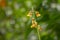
[0,0,60,40]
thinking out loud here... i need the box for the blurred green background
[0,0,60,40]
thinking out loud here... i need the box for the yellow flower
[32,19,37,26]
[35,11,41,17]
[32,21,35,24]
[38,25,42,31]
[31,21,37,28]
[35,22,38,26]
[32,18,35,24]
[27,11,32,17]
[31,24,36,28]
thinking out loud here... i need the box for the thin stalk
[37,27,41,40]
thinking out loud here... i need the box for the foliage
[0,0,60,40]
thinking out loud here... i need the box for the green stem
[37,27,41,40]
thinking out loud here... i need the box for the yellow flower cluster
[27,11,42,31]
[31,18,37,28]
[27,11,41,17]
